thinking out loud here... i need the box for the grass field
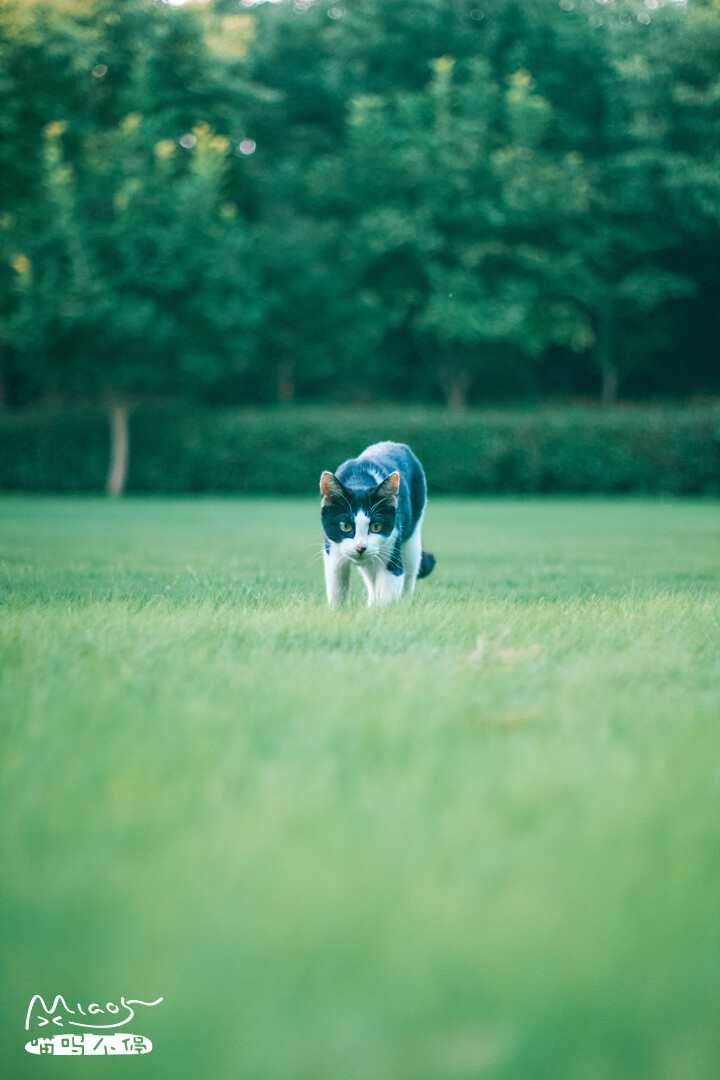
[2,496,719,1080]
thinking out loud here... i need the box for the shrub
[0,404,718,495]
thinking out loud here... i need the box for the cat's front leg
[357,564,377,607]
[372,566,404,606]
[400,523,423,599]
[324,545,351,607]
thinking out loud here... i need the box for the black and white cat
[320,441,435,607]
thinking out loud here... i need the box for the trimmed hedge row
[0,404,718,495]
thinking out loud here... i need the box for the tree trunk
[105,398,130,498]
[445,378,469,409]
[438,343,472,409]
[276,359,296,403]
[601,361,618,408]
[597,302,618,407]
[442,364,471,409]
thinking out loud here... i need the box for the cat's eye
[339,521,353,533]
[370,522,383,533]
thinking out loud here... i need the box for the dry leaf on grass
[497,643,542,666]
[467,635,542,667]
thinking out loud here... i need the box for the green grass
[2,496,718,1080]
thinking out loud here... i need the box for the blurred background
[0,0,718,495]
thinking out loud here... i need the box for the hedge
[0,404,718,495]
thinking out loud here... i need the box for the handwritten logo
[24,994,162,1057]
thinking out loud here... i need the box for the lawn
[1,496,718,1080]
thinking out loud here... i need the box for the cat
[320,441,435,607]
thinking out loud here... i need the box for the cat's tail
[418,550,436,579]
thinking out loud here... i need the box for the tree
[12,116,262,494]
[549,3,697,404]
[1,0,265,490]
[342,57,593,407]
[499,0,716,403]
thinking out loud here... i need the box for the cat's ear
[375,471,400,506]
[320,471,347,506]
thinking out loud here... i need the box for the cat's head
[320,471,399,562]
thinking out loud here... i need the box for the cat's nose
[354,542,367,554]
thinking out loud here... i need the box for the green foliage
[244,0,720,403]
[0,404,717,495]
[341,59,594,404]
[1,0,719,409]
[1,7,263,403]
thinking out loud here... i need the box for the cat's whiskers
[320,442,433,606]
